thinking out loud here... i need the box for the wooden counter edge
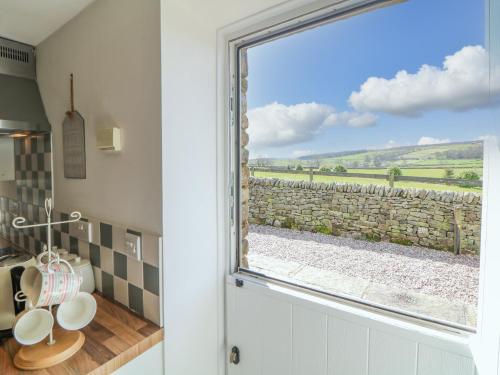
[88,328,164,375]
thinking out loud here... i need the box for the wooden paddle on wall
[62,73,86,179]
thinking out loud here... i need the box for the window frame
[227,0,489,336]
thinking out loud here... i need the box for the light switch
[69,220,93,243]
[125,232,142,261]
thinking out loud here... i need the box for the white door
[226,276,477,375]
[223,1,499,374]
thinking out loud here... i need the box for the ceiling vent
[0,37,50,134]
[0,38,36,79]
[0,45,29,63]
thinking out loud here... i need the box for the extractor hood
[0,37,50,135]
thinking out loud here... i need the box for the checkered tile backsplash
[0,135,163,327]
[51,213,163,326]
[15,134,52,205]
[0,134,52,253]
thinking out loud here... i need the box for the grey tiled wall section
[0,134,52,253]
[51,212,163,326]
[0,134,163,327]
[15,134,52,206]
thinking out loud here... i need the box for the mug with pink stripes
[19,259,82,307]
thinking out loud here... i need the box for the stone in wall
[249,177,482,254]
[240,48,250,268]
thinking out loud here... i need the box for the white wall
[37,0,162,234]
[161,1,287,374]
[474,140,500,375]
[114,342,164,375]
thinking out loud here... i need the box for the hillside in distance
[249,141,483,169]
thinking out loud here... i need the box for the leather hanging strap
[70,73,74,113]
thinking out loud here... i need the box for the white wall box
[96,127,121,151]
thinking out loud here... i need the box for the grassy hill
[249,141,483,192]
[250,141,483,171]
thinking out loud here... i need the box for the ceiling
[0,0,96,46]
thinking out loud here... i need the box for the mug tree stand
[12,198,85,370]
[14,329,85,370]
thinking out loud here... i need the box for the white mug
[56,292,96,331]
[14,291,33,309]
[13,292,54,346]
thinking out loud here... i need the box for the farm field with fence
[352,167,483,178]
[250,141,484,193]
[252,170,482,193]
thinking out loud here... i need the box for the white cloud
[247,102,376,148]
[349,45,500,116]
[251,153,269,159]
[292,150,313,158]
[476,134,499,146]
[324,111,377,128]
[477,134,496,141]
[385,140,399,149]
[417,136,451,146]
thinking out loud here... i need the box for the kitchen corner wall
[36,0,162,235]
[34,0,163,325]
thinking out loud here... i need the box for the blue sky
[246,0,500,158]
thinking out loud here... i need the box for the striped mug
[20,259,82,307]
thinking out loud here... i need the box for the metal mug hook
[44,198,52,219]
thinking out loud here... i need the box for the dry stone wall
[249,177,482,254]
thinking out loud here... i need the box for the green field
[251,141,484,169]
[406,159,483,168]
[253,171,482,193]
[310,142,483,168]
[352,167,483,178]
[250,141,483,193]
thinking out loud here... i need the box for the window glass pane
[239,0,497,329]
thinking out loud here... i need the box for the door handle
[229,346,240,365]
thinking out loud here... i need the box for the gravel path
[248,225,480,305]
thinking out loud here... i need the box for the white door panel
[292,305,327,375]
[328,316,368,375]
[368,330,417,375]
[227,281,475,375]
[417,344,476,375]
[228,285,292,375]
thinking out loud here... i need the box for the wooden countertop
[0,293,164,374]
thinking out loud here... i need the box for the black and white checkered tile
[0,134,163,326]
[0,134,52,253]
[51,212,163,326]
[15,134,52,206]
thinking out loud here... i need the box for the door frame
[216,0,498,373]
